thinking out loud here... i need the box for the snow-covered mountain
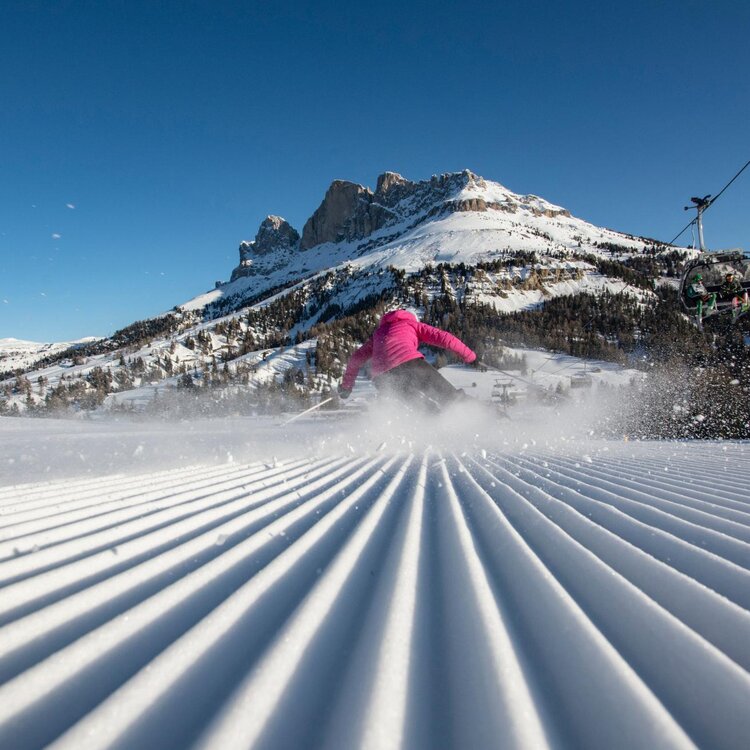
[186,169,671,313]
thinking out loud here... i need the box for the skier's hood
[380,309,418,324]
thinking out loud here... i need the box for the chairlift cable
[707,158,750,209]
[546,359,585,376]
[668,217,696,247]
[667,158,750,245]
[531,355,556,375]
[476,361,542,389]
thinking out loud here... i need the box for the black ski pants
[372,358,464,413]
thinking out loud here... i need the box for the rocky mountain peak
[298,170,493,251]
[231,215,300,281]
[254,215,300,255]
[374,171,417,208]
[300,180,384,250]
[375,171,409,195]
[429,168,483,192]
[228,169,581,280]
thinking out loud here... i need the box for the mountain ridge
[201,168,672,317]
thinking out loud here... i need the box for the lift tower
[684,194,712,251]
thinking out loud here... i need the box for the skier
[338,309,476,412]
[720,271,743,299]
[686,273,716,318]
[720,272,749,319]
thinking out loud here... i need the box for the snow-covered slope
[0,337,100,376]
[0,415,748,749]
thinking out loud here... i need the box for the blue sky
[1,0,748,342]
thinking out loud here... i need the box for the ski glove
[338,385,352,400]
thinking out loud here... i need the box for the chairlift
[679,250,750,324]
[491,378,519,406]
[672,165,750,326]
[570,372,593,389]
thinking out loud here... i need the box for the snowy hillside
[0,260,660,418]
[0,412,748,749]
[0,337,100,376]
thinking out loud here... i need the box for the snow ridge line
[321,453,430,749]
[455,453,750,750]
[0,456,352,625]
[503,453,750,610]
[0,455,391,748]
[0,459,289,523]
[508,453,750,567]
[470,454,750,670]
[574,453,750,506]
[534,452,750,526]
[0,459,311,539]
[523,444,748,483]
[0,461,237,504]
[48,455,404,750]
[430,456,553,749]
[0,456,334,592]
[193,455,418,749]
[0,456,319,569]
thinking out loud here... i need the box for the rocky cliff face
[374,171,415,207]
[299,170,493,250]
[253,215,300,255]
[231,216,300,280]
[299,181,393,250]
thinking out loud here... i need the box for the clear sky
[2,0,748,342]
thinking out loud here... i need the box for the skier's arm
[341,338,374,391]
[415,323,476,363]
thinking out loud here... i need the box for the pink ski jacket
[341,310,476,390]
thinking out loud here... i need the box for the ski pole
[281,398,334,426]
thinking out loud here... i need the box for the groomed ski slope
[0,423,749,749]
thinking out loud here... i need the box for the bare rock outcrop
[231,215,300,280]
[253,215,300,255]
[374,171,416,207]
[298,170,505,250]
[300,180,396,250]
